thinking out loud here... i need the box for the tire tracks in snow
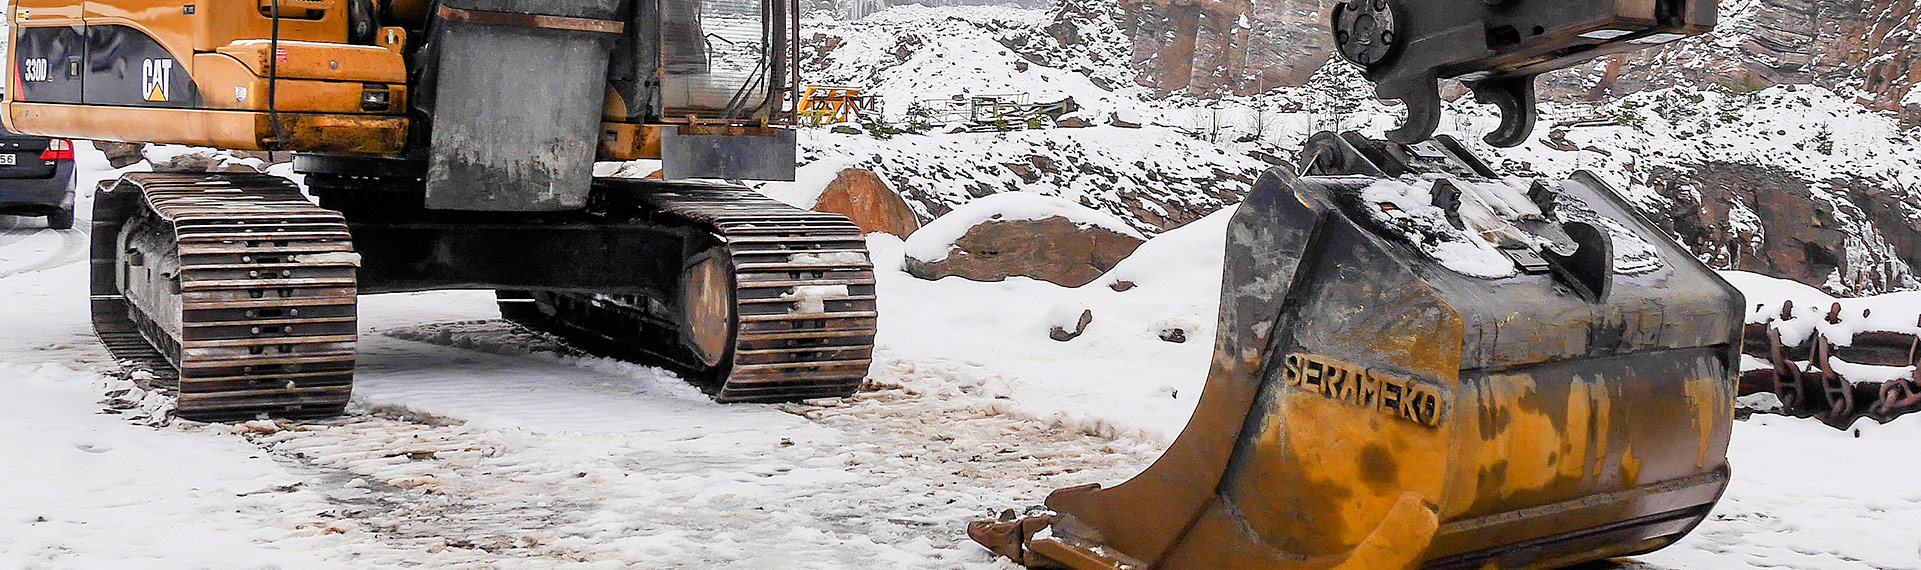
[0,215,31,249]
[0,227,87,280]
[163,321,1166,568]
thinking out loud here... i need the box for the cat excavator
[8,0,1743,568]
[969,1,1745,569]
[5,0,877,419]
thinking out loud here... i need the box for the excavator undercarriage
[90,170,877,419]
[8,0,869,418]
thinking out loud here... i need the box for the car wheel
[46,208,74,230]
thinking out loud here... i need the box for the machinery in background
[796,85,881,126]
[906,93,1080,132]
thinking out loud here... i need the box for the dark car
[0,125,77,229]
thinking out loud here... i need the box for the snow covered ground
[3,149,1919,569]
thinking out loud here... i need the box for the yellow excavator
[8,0,1742,568]
[6,0,878,419]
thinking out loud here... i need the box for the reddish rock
[147,150,267,173]
[1075,0,1329,96]
[1643,162,1921,294]
[813,168,921,237]
[906,216,1146,287]
[1003,162,1041,183]
[1055,116,1090,128]
[1026,155,1062,174]
[1078,0,1919,125]
[93,141,145,169]
[1050,309,1095,341]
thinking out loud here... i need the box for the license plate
[0,154,15,166]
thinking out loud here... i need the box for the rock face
[906,216,1146,287]
[1638,162,1921,295]
[813,168,922,237]
[1556,0,1921,124]
[1080,0,1329,95]
[1091,0,1921,124]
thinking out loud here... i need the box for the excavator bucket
[971,132,1742,570]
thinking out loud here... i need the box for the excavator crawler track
[496,182,877,402]
[92,173,357,421]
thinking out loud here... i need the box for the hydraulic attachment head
[1330,0,1715,147]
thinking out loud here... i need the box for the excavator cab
[973,133,1741,569]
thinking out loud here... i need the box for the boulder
[904,193,1146,287]
[93,141,146,169]
[813,168,921,237]
[145,148,267,173]
[1050,309,1095,341]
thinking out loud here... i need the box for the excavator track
[496,182,878,402]
[92,173,357,421]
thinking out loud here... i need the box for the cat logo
[141,58,173,102]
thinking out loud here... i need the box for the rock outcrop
[1072,0,1330,95]
[1554,0,1921,124]
[1085,0,1921,123]
[93,142,145,169]
[905,215,1146,287]
[813,168,922,237]
[1638,162,1921,295]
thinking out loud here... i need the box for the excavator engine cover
[971,132,1741,570]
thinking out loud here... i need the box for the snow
[874,206,1221,443]
[756,157,858,209]
[0,363,344,570]
[1353,177,1520,279]
[1719,270,1921,346]
[1491,85,1921,293]
[9,4,1921,563]
[0,143,1917,569]
[900,191,1144,263]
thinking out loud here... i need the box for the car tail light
[40,138,73,161]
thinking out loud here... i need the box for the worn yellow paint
[1235,386,1448,560]
[1683,370,1730,469]
[1326,494,1440,570]
[1460,375,1567,507]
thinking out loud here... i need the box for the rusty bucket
[971,133,1741,570]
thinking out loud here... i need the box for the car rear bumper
[0,161,76,215]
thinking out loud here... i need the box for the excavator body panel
[4,0,795,180]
